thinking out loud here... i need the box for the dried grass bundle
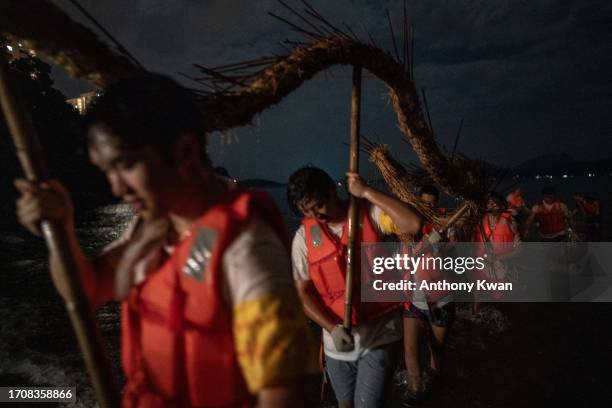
[368,143,479,236]
[1,0,485,216]
[193,35,482,201]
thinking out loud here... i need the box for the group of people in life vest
[12,73,603,407]
[506,186,601,242]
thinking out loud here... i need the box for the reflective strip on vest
[310,224,323,247]
[182,227,217,282]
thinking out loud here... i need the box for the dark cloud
[48,0,612,181]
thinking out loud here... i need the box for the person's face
[420,193,438,209]
[543,194,556,204]
[88,124,180,220]
[298,189,342,223]
[486,198,503,214]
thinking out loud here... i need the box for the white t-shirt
[291,205,402,361]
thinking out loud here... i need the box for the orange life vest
[472,213,517,296]
[303,202,399,326]
[534,201,566,235]
[474,212,516,256]
[121,190,287,408]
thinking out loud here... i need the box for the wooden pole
[439,201,471,235]
[416,201,472,256]
[450,118,464,160]
[0,56,120,407]
[344,65,362,330]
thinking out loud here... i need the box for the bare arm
[523,210,537,238]
[346,172,421,235]
[561,203,575,231]
[291,228,337,332]
[295,279,336,333]
[15,178,120,305]
[48,220,113,304]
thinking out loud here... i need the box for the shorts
[324,341,400,407]
[403,302,456,328]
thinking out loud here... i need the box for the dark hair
[287,166,335,215]
[542,186,556,196]
[84,73,205,154]
[487,191,507,208]
[418,185,439,199]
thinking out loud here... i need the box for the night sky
[51,0,612,182]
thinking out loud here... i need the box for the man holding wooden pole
[11,73,318,407]
[287,66,422,407]
[0,45,119,408]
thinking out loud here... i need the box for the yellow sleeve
[378,210,401,235]
[233,288,319,393]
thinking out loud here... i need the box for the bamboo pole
[0,55,120,407]
[344,65,362,330]
[439,201,471,235]
[416,201,472,256]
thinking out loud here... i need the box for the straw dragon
[0,0,484,229]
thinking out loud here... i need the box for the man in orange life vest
[14,74,318,407]
[401,185,456,398]
[475,192,521,278]
[471,192,521,313]
[287,166,421,408]
[524,186,573,241]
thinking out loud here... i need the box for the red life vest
[534,201,566,235]
[473,213,518,295]
[303,202,399,326]
[474,213,516,256]
[121,190,288,408]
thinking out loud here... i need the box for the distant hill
[514,154,612,176]
[516,154,576,171]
